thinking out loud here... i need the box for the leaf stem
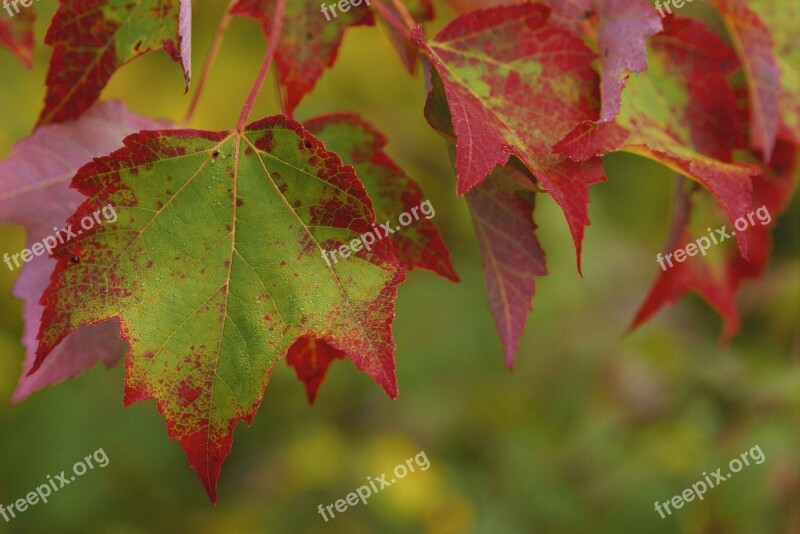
[183,0,237,126]
[371,0,414,37]
[387,0,417,31]
[237,0,287,131]
[664,175,693,252]
[274,65,288,115]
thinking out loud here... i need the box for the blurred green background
[0,1,798,532]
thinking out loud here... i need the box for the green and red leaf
[35,115,404,503]
[555,16,760,257]
[231,0,374,115]
[306,113,458,281]
[415,4,606,269]
[441,0,662,122]
[39,0,192,125]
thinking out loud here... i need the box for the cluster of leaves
[0,0,796,502]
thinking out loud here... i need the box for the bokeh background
[0,1,798,532]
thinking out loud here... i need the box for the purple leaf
[179,0,193,86]
[0,100,170,403]
[466,167,547,368]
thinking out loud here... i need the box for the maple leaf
[34,115,404,503]
[708,0,780,162]
[306,113,458,281]
[0,101,168,403]
[555,16,760,258]
[0,6,35,68]
[440,0,661,123]
[230,0,374,115]
[286,337,345,403]
[39,0,192,125]
[631,138,798,338]
[373,0,434,73]
[414,3,606,270]
[466,167,546,368]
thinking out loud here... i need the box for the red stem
[237,0,287,131]
[388,0,416,30]
[183,0,237,126]
[371,0,414,37]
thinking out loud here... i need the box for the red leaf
[287,337,346,403]
[736,1,800,145]
[466,167,547,368]
[414,4,606,270]
[231,0,374,115]
[0,6,34,68]
[441,0,505,13]
[709,0,780,161]
[631,139,799,338]
[555,16,759,258]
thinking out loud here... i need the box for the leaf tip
[503,352,516,371]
